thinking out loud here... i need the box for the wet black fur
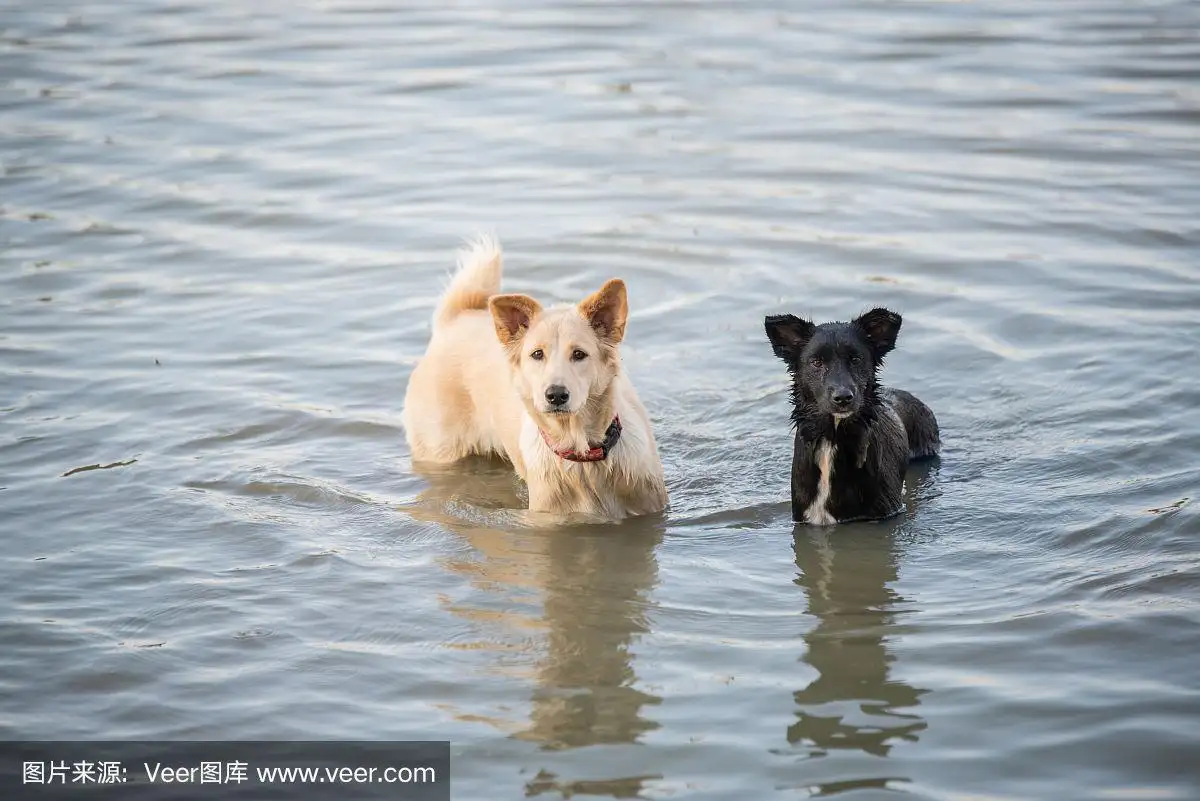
[765,308,941,524]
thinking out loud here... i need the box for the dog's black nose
[545,385,570,407]
[831,388,855,407]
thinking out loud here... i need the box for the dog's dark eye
[849,353,862,365]
[530,349,544,361]
[571,349,588,362]
[809,357,823,368]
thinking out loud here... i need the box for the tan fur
[402,236,668,521]
[805,441,837,526]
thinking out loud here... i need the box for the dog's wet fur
[402,236,667,521]
[765,308,940,525]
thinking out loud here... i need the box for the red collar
[539,417,622,463]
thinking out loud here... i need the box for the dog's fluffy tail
[433,234,503,329]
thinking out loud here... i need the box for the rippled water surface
[3,1,1199,798]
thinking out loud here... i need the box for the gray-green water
[3,1,1199,799]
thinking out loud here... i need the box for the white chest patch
[804,440,838,526]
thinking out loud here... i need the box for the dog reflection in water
[407,459,663,797]
[788,505,934,796]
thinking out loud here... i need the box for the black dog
[765,308,940,524]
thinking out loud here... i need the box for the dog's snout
[545,384,570,408]
[830,387,855,407]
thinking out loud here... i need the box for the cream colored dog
[402,236,668,520]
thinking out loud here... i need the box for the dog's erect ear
[853,307,903,359]
[578,279,628,343]
[764,314,816,362]
[489,294,543,347]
